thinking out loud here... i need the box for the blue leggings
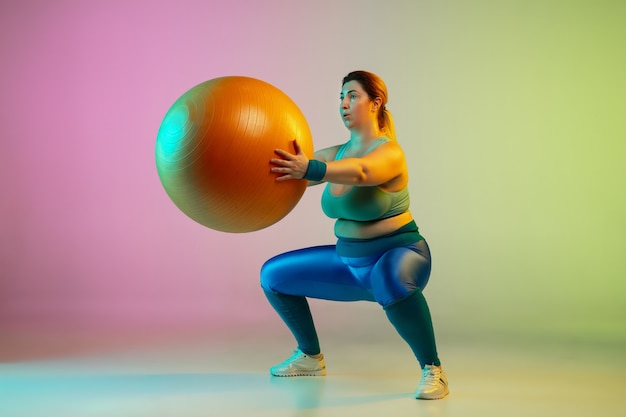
[260,239,441,367]
[260,240,432,307]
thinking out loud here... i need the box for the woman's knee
[371,248,431,306]
[260,245,338,292]
[260,255,284,291]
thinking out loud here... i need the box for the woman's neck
[349,123,383,147]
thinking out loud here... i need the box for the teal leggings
[260,240,441,368]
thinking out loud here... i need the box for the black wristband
[303,159,327,181]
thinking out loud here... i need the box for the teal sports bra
[321,138,410,222]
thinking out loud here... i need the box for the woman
[263,70,449,400]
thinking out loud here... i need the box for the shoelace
[290,350,303,358]
[281,350,301,362]
[285,349,312,362]
[421,366,442,385]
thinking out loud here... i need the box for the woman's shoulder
[367,136,403,155]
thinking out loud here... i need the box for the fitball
[155,76,314,233]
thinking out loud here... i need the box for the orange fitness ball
[155,76,314,233]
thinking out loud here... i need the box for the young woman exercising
[262,70,449,400]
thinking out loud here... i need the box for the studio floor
[1,324,625,417]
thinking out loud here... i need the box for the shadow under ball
[155,76,314,233]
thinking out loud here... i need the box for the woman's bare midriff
[333,211,414,240]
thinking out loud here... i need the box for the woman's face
[339,80,377,130]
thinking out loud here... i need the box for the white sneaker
[270,349,326,377]
[415,364,449,400]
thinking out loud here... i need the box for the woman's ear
[372,97,383,111]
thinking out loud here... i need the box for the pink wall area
[0,0,343,332]
[2,0,408,339]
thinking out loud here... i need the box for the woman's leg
[384,289,440,367]
[368,240,441,367]
[260,245,374,355]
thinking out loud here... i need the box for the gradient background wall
[1,0,624,351]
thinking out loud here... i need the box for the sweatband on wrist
[303,159,327,181]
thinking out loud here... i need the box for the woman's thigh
[260,245,376,302]
[370,240,433,306]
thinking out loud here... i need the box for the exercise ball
[155,76,314,233]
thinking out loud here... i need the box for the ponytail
[379,107,396,141]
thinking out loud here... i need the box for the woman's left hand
[270,139,310,181]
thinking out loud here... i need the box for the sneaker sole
[270,369,327,377]
[415,387,449,400]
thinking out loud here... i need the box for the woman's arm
[300,144,341,186]
[271,140,405,186]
